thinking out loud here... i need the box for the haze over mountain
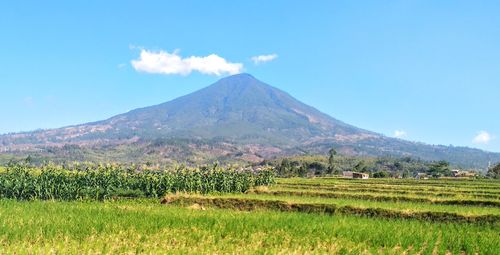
[1,74,499,168]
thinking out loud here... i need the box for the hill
[1,74,499,168]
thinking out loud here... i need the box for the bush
[488,163,500,179]
[372,171,389,178]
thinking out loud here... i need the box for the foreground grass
[0,199,499,254]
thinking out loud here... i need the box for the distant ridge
[1,73,499,168]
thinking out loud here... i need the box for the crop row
[278,181,500,195]
[276,184,500,199]
[198,192,500,215]
[162,194,500,224]
[290,178,500,190]
[317,176,500,185]
[0,165,275,200]
[252,189,500,207]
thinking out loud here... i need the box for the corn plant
[0,164,275,201]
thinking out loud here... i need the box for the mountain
[1,73,499,168]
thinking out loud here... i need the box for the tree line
[261,149,489,178]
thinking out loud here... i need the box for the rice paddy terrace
[161,177,500,254]
[166,178,500,223]
[0,167,499,254]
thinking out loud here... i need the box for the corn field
[0,164,275,200]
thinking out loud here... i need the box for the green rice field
[0,176,499,254]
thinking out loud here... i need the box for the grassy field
[0,199,498,254]
[166,178,500,219]
[0,176,499,254]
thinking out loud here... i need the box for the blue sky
[0,1,499,152]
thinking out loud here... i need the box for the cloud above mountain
[131,49,243,76]
[251,54,278,64]
[473,131,494,144]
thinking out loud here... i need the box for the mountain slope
[1,74,499,168]
[103,73,372,143]
[2,74,374,146]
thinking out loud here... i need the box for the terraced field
[165,178,500,221]
[0,177,499,254]
[161,177,500,254]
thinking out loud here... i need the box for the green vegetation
[270,177,500,214]
[264,154,483,178]
[160,176,500,253]
[428,161,452,177]
[0,164,274,200]
[488,162,500,178]
[0,199,499,254]
[0,164,498,254]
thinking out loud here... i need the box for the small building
[452,169,477,178]
[415,173,428,180]
[343,171,369,179]
[353,172,369,179]
[461,172,477,177]
[342,171,353,178]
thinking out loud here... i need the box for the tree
[372,171,389,178]
[394,161,402,170]
[402,169,411,178]
[354,160,368,173]
[24,155,33,164]
[277,159,291,176]
[488,163,500,179]
[309,162,326,175]
[297,165,308,177]
[428,161,451,177]
[327,148,337,175]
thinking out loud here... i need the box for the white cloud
[251,54,278,64]
[472,131,494,144]
[393,130,407,138]
[131,49,243,76]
